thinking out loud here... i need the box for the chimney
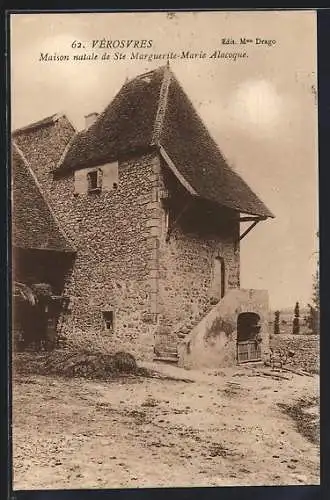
[85,112,98,128]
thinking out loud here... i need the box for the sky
[10,11,319,311]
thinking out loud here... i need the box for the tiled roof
[12,143,76,253]
[56,66,274,218]
[12,113,71,135]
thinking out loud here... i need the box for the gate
[237,340,261,363]
[237,312,262,363]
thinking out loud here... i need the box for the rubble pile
[13,350,138,379]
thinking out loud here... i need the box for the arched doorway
[237,312,262,363]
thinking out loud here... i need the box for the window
[74,162,118,195]
[212,257,226,299]
[102,310,114,333]
[87,168,103,193]
[164,207,170,233]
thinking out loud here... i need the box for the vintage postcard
[10,10,319,490]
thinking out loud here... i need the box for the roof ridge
[12,141,77,252]
[132,64,168,81]
[151,65,172,145]
[12,112,77,136]
[53,131,80,173]
[75,73,141,134]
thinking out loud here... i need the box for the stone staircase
[154,332,180,363]
[153,300,219,364]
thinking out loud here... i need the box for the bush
[112,351,137,373]
[13,349,138,380]
[278,396,319,445]
[274,311,280,335]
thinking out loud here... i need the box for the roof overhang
[159,144,274,224]
[158,145,198,196]
[239,215,269,241]
[13,244,77,255]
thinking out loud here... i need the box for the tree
[312,266,320,312]
[307,303,319,334]
[309,231,320,334]
[274,310,280,335]
[310,266,320,334]
[292,301,300,335]
[307,260,319,334]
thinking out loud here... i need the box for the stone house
[12,65,274,367]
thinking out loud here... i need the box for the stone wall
[39,151,161,360]
[51,152,242,359]
[156,165,240,349]
[158,229,239,325]
[270,334,319,374]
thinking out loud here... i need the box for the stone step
[153,356,178,364]
[156,342,178,348]
[155,343,178,349]
[156,349,178,356]
[175,305,216,335]
[157,345,178,351]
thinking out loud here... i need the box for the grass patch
[278,396,319,445]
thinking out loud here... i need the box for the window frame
[87,168,103,193]
[102,310,114,333]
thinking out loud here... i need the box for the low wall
[178,288,269,369]
[270,334,319,374]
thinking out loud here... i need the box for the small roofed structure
[12,142,75,350]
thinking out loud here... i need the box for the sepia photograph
[10,10,319,490]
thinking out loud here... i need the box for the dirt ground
[12,362,320,489]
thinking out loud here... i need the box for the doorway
[237,312,262,363]
[13,282,61,351]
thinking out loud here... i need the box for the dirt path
[12,363,319,489]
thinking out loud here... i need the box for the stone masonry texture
[13,118,243,362]
[155,162,240,353]
[49,153,160,359]
[270,334,319,374]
